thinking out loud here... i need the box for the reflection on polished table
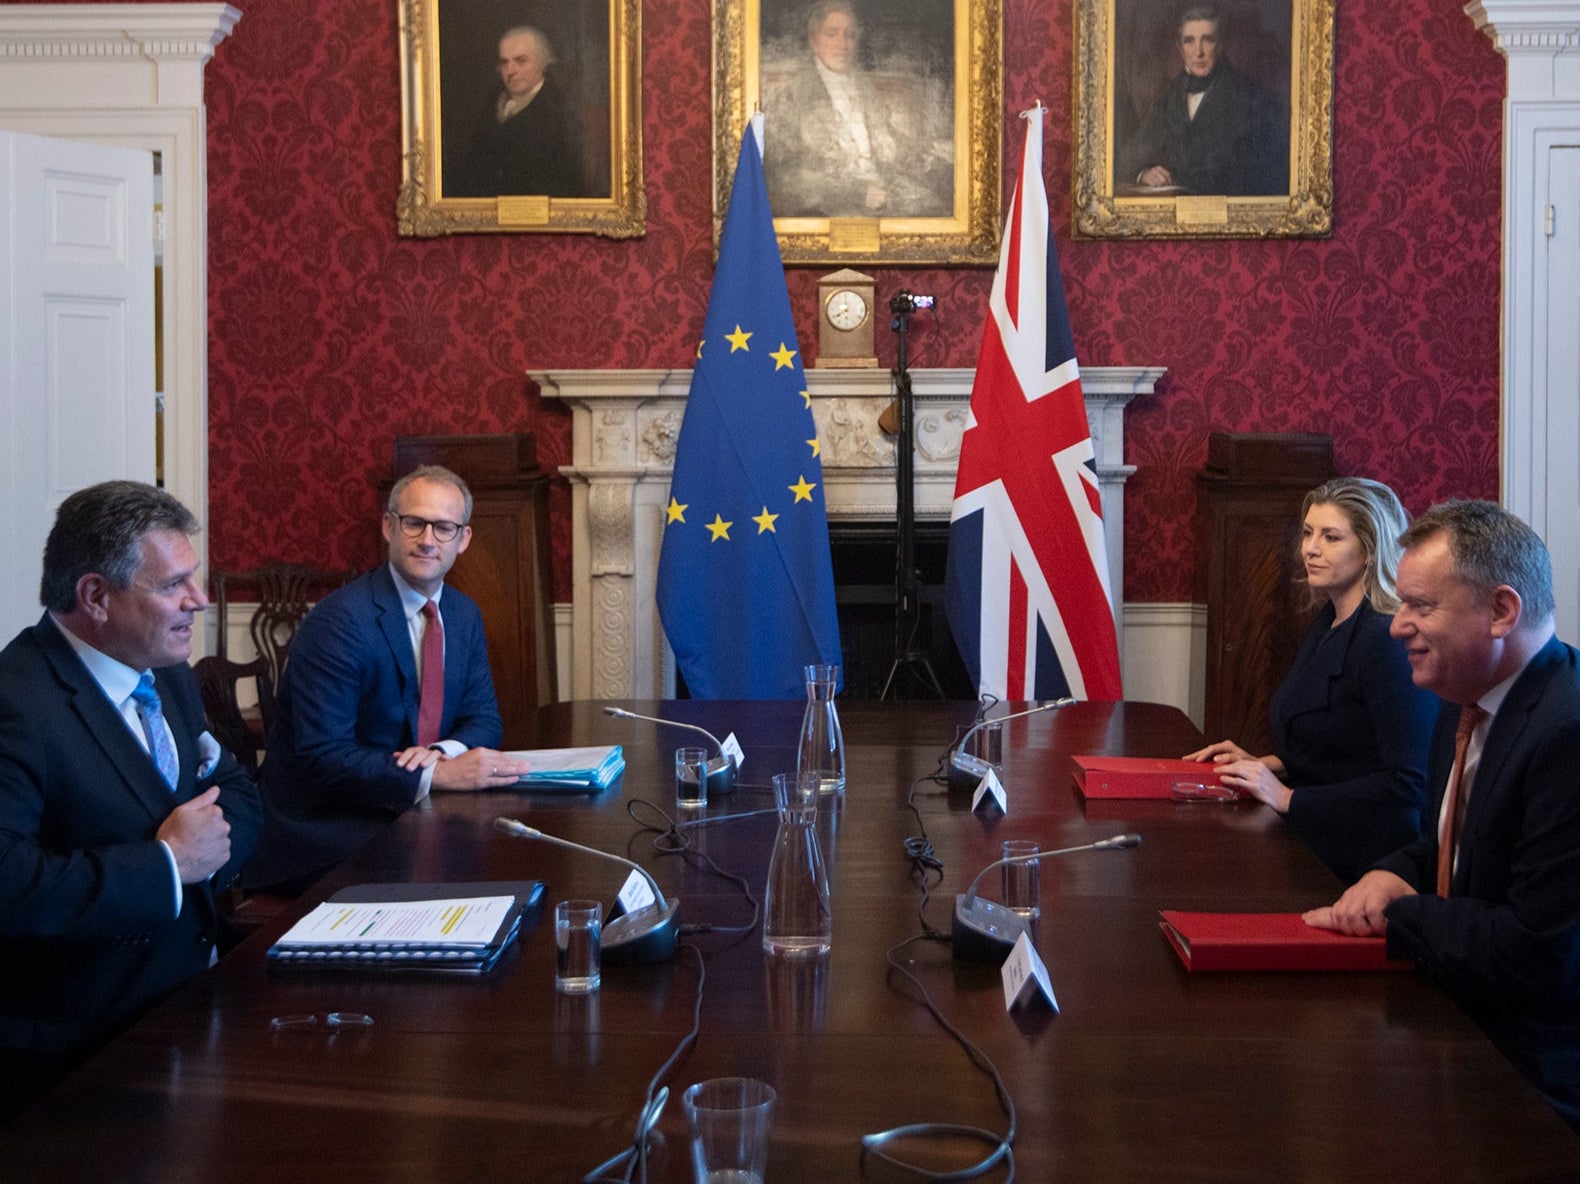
[7,700,1577,1179]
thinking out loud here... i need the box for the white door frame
[1468,2,1580,605]
[0,3,240,655]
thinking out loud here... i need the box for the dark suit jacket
[246,566,502,891]
[450,83,587,198]
[1118,63,1288,195]
[0,616,261,1055]
[1270,599,1439,882]
[1380,635,1580,1093]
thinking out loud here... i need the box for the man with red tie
[1305,500,1580,1128]
[245,465,524,894]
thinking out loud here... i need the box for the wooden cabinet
[391,434,556,747]
[1195,433,1335,753]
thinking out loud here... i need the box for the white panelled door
[1545,146,1580,645]
[1,129,155,644]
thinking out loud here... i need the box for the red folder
[1158,911,1412,972]
[1072,755,1236,799]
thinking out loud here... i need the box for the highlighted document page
[276,896,517,949]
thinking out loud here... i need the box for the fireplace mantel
[537,366,1164,699]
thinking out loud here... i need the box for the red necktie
[1436,704,1487,897]
[417,600,444,747]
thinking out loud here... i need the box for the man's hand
[1302,870,1415,938]
[426,747,531,792]
[156,786,231,884]
[1139,165,1173,187]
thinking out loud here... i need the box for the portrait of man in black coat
[448,24,588,199]
[1115,4,1289,196]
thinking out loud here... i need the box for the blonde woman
[1186,478,1440,882]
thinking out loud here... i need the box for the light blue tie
[130,672,179,791]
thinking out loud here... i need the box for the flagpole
[880,289,946,701]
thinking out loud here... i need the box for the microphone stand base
[603,901,681,964]
[946,753,992,799]
[951,895,1029,962]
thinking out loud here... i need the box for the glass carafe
[796,663,845,796]
[763,772,832,956]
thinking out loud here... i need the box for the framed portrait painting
[397,0,643,237]
[1073,0,1333,239]
[713,0,1002,266]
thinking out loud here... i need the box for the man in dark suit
[1117,6,1287,196]
[246,465,525,894]
[1306,500,1580,1128]
[449,25,586,199]
[0,481,261,1120]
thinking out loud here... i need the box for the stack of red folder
[1158,911,1413,972]
[1072,754,1234,799]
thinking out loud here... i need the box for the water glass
[683,1077,776,1184]
[555,899,602,994]
[1001,839,1041,920]
[676,746,710,810]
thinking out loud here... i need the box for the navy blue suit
[0,616,260,1055]
[1380,636,1580,1115]
[1270,598,1439,882]
[246,566,502,892]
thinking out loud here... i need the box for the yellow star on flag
[789,475,816,503]
[807,438,820,458]
[666,497,688,524]
[695,339,705,360]
[770,343,797,370]
[799,389,812,409]
[753,506,779,534]
[726,325,752,352]
[706,514,733,541]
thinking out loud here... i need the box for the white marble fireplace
[537,366,1164,699]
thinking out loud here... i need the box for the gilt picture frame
[713,0,1002,266]
[397,0,644,238]
[1073,0,1333,239]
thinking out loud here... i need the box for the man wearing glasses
[245,465,525,894]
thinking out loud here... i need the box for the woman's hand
[1183,739,1254,764]
[1216,759,1294,813]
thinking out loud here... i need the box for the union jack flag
[944,105,1122,701]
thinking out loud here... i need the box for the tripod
[880,291,946,701]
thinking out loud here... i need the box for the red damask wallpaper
[20,0,1505,603]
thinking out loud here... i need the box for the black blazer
[1381,635,1580,1091]
[0,616,261,1055]
[1270,598,1439,882]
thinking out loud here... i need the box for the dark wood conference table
[7,700,1577,1180]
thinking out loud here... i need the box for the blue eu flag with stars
[656,117,842,699]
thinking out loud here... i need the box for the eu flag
[656,118,842,698]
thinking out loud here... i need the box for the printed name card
[1001,931,1058,1013]
[721,732,746,769]
[972,768,1007,814]
[618,870,656,914]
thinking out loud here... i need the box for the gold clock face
[826,289,869,331]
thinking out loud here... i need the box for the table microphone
[494,818,680,963]
[603,706,738,795]
[952,833,1141,962]
[946,698,1073,795]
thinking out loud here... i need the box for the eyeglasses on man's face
[390,513,465,543]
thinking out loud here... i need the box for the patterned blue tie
[130,672,179,791]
